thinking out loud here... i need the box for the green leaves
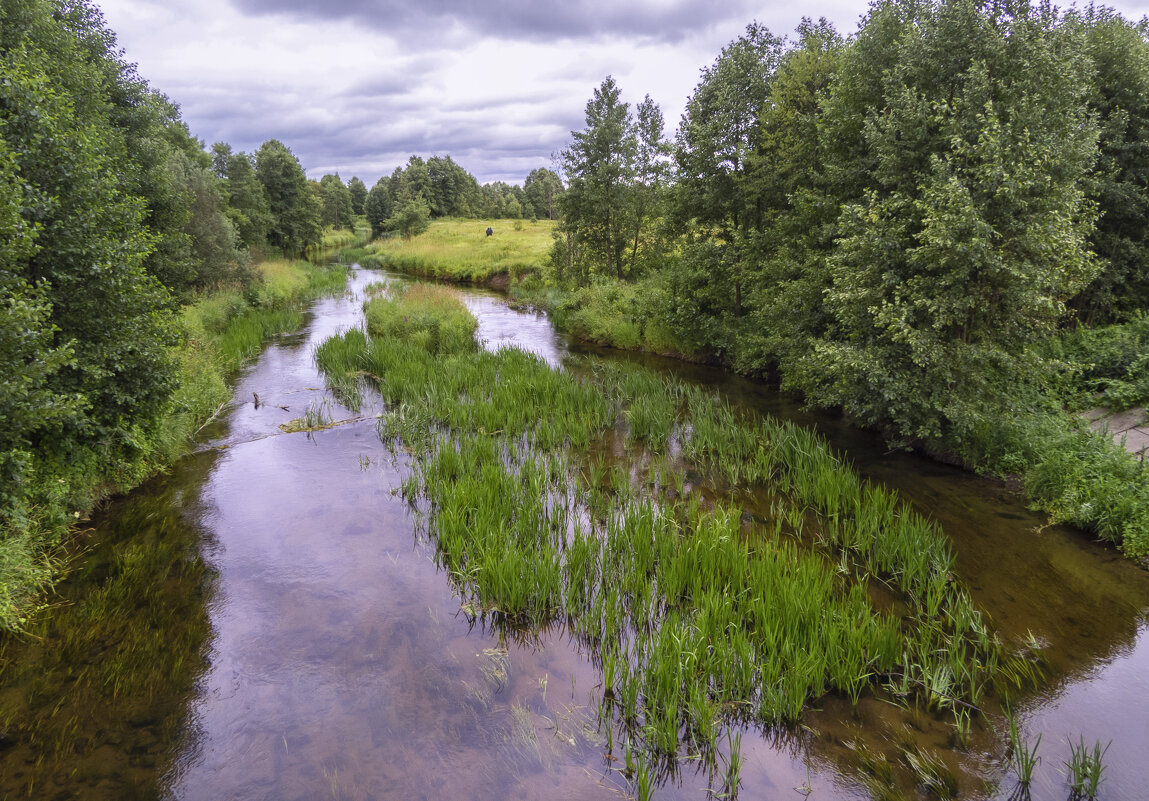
[794,0,1098,442]
[255,138,322,256]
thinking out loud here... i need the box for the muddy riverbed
[1,268,1146,801]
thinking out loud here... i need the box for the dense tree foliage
[212,142,274,249]
[553,76,669,284]
[523,168,564,220]
[550,0,1149,459]
[347,175,367,216]
[793,0,1098,444]
[318,173,354,230]
[256,139,322,256]
[1070,6,1149,322]
[1,0,178,500]
[365,175,394,238]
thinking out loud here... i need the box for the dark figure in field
[486,227,493,237]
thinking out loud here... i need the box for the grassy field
[366,218,555,283]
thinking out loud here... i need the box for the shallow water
[2,268,1147,801]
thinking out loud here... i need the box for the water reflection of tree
[0,452,218,800]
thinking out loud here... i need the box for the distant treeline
[363,157,565,239]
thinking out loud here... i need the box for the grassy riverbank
[360,218,555,284]
[316,283,1023,792]
[369,222,1149,564]
[0,259,349,632]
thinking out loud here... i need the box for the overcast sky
[96,0,1149,186]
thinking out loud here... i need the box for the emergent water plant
[314,282,1016,795]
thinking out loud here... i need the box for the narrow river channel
[2,267,1147,801]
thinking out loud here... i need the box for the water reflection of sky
[167,267,1149,801]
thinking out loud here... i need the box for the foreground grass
[367,218,555,283]
[317,283,1021,793]
[0,259,349,632]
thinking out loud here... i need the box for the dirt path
[1083,406,1149,457]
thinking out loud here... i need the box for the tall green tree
[1070,7,1149,321]
[319,173,354,230]
[215,144,274,249]
[663,23,785,357]
[256,139,321,256]
[795,0,1098,444]
[739,18,845,373]
[626,94,670,276]
[0,0,179,494]
[347,175,367,217]
[553,76,637,284]
[523,168,564,220]
[674,22,786,237]
[365,175,394,238]
[426,156,480,217]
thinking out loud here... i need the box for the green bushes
[516,276,686,356]
[1046,314,1149,411]
[1023,424,1149,558]
[0,259,348,632]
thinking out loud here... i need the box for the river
[2,267,1146,801]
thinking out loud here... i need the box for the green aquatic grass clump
[316,318,1010,784]
[370,218,555,282]
[1022,422,1149,558]
[419,434,901,735]
[364,283,479,356]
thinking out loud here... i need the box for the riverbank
[0,258,349,632]
[366,221,1149,564]
[6,268,1148,801]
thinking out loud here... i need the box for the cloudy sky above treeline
[97,0,1149,187]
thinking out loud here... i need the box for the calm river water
[2,268,1147,801]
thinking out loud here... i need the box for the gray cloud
[98,0,878,186]
[228,0,763,45]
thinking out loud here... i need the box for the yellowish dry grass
[371,218,555,282]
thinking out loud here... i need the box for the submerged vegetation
[316,283,1029,794]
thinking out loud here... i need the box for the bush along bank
[380,227,1149,564]
[0,259,349,632]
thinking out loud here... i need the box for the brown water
[2,268,1147,801]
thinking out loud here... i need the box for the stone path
[1083,406,1149,457]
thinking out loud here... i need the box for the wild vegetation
[367,1,1149,562]
[362,218,556,283]
[0,0,356,630]
[316,283,1034,794]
